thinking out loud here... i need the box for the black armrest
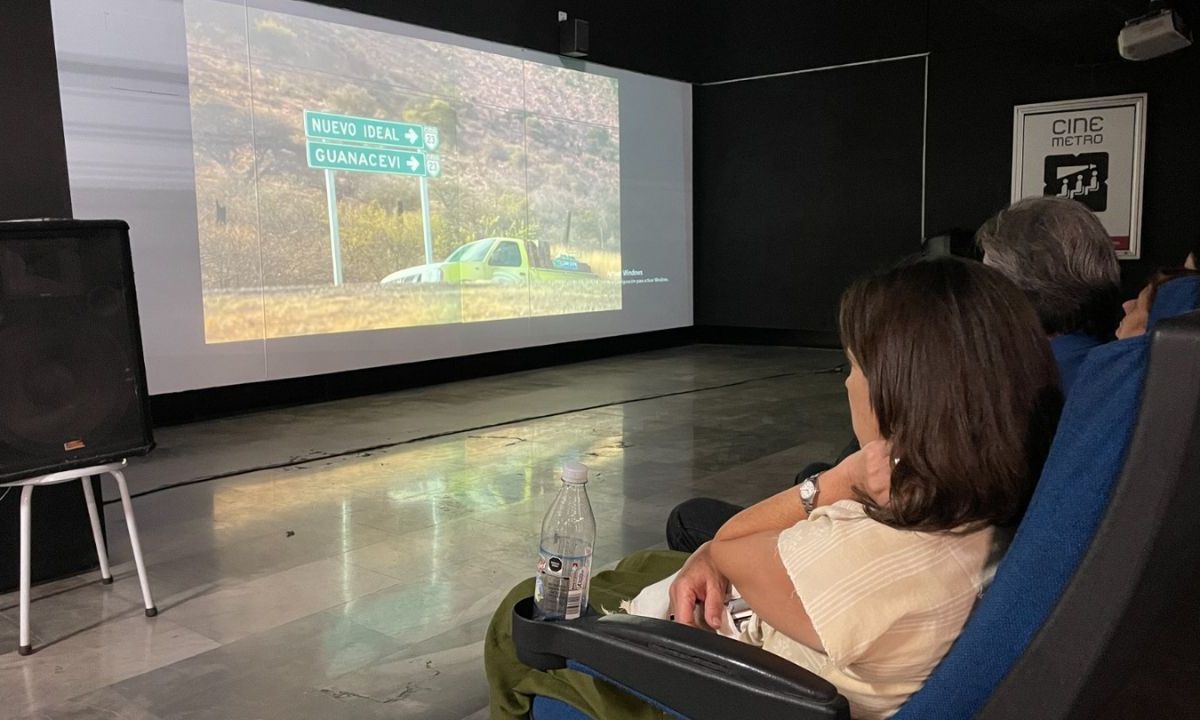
[512,597,850,719]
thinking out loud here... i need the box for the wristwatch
[797,472,821,514]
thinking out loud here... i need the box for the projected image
[185,0,621,343]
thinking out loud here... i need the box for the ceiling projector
[1119,7,1192,60]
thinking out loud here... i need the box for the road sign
[425,154,442,178]
[306,141,427,176]
[304,110,434,150]
[304,110,445,284]
[423,126,440,151]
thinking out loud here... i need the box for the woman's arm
[711,483,816,543]
[713,460,852,542]
[669,478,840,630]
[708,531,824,651]
[713,441,893,542]
[669,442,892,629]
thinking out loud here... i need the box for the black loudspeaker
[560,17,589,58]
[0,219,153,483]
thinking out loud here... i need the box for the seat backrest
[895,276,1200,720]
[979,293,1200,719]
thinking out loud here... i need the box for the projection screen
[51,0,693,394]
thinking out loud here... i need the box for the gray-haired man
[977,196,1121,393]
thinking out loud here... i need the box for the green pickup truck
[381,237,598,285]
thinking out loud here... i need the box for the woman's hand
[828,439,894,507]
[668,542,729,630]
[861,439,896,506]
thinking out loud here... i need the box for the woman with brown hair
[485,257,1062,720]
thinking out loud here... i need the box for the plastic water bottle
[534,462,596,620]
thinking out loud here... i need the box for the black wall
[694,57,926,343]
[691,1,929,338]
[0,0,71,221]
[309,0,696,82]
[693,0,1200,333]
[0,0,100,593]
[695,0,927,82]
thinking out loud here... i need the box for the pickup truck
[381,237,597,285]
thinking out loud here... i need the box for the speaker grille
[0,220,153,482]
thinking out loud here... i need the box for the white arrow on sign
[406,156,421,172]
[405,128,419,145]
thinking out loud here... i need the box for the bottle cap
[562,462,589,484]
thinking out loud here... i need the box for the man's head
[976,196,1121,340]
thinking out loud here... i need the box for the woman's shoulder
[809,499,873,522]
[794,500,996,555]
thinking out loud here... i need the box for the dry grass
[204,285,461,343]
[530,280,621,316]
[203,278,622,343]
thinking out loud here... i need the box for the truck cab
[382,237,597,285]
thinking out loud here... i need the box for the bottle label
[536,548,591,620]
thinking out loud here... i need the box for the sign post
[419,128,441,266]
[324,169,343,286]
[304,110,443,282]
[419,176,433,266]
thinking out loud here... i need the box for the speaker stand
[1,460,157,655]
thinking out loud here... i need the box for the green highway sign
[304,110,438,150]
[306,141,427,176]
[305,110,444,285]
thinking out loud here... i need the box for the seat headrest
[1148,275,1200,330]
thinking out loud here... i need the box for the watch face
[799,482,816,500]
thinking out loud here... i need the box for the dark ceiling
[694,0,1197,83]
[942,0,1198,57]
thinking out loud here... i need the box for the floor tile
[77,609,410,720]
[0,579,140,647]
[23,687,166,720]
[0,614,20,654]
[305,641,492,720]
[161,557,399,644]
[0,614,220,720]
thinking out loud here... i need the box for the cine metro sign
[304,110,440,151]
[1012,94,1146,259]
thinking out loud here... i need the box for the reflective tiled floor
[0,345,849,719]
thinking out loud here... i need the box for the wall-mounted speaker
[560,17,589,58]
[0,219,153,483]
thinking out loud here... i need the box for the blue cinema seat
[513,276,1200,720]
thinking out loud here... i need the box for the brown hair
[1144,267,1200,306]
[839,257,1063,532]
